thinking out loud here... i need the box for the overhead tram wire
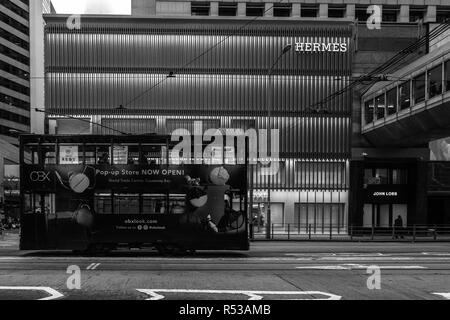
[34,108,129,135]
[308,20,450,110]
[120,0,289,109]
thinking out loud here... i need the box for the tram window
[114,194,139,215]
[375,94,386,120]
[169,194,186,215]
[59,145,82,164]
[24,193,55,214]
[83,145,96,165]
[126,145,140,164]
[386,87,397,115]
[141,145,164,165]
[364,99,374,124]
[143,194,167,214]
[445,60,450,92]
[94,194,112,215]
[96,145,110,164]
[41,145,56,164]
[428,64,443,99]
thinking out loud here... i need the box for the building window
[301,4,319,18]
[218,3,237,16]
[273,3,291,17]
[428,64,443,99]
[382,5,399,22]
[445,60,450,92]
[355,5,369,22]
[399,81,411,110]
[413,72,426,104]
[328,5,345,18]
[375,94,385,120]
[246,3,265,17]
[191,2,210,16]
[386,87,397,115]
[410,6,426,22]
[437,6,450,23]
[365,99,374,124]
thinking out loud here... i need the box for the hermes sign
[294,42,348,53]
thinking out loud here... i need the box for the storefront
[349,158,428,227]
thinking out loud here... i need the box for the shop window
[114,194,140,215]
[409,6,426,22]
[375,94,385,120]
[246,3,265,17]
[364,99,374,124]
[295,203,346,233]
[273,3,291,17]
[428,64,443,99]
[382,5,399,22]
[392,169,408,185]
[191,2,210,16]
[328,5,345,18]
[399,81,411,110]
[143,194,167,214]
[301,4,318,18]
[386,87,397,115]
[364,169,388,186]
[413,72,426,104]
[218,3,237,16]
[94,194,112,215]
[445,60,450,92]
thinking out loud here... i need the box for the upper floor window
[273,3,291,17]
[218,2,237,16]
[328,5,345,18]
[246,3,264,17]
[301,4,318,18]
[436,6,450,23]
[365,99,374,124]
[355,5,370,22]
[382,5,399,22]
[191,2,210,16]
[386,87,397,115]
[375,94,385,120]
[410,6,426,22]
[445,60,450,92]
[413,72,426,104]
[399,81,411,110]
[428,64,443,99]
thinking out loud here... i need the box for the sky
[51,0,131,14]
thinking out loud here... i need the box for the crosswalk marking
[87,263,101,270]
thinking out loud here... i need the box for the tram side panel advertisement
[22,164,248,250]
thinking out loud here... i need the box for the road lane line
[137,289,342,300]
[296,264,427,270]
[0,286,64,300]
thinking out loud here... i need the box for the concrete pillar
[29,0,45,134]
[319,4,328,19]
[346,4,355,20]
[210,2,218,16]
[292,3,301,18]
[132,0,156,16]
[265,3,273,17]
[399,5,409,23]
[425,5,437,23]
[237,2,246,17]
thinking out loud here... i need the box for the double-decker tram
[19,135,249,253]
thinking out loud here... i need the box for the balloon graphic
[210,167,230,186]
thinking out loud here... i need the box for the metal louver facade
[44,16,354,233]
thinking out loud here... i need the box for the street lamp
[265,44,292,240]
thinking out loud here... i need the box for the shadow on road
[22,250,250,258]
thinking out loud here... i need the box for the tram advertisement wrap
[22,165,247,248]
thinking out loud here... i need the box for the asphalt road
[1,236,450,300]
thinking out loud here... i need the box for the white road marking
[0,286,64,300]
[432,292,450,299]
[137,289,341,300]
[296,264,427,270]
[422,252,450,256]
[86,263,101,270]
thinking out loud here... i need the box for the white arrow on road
[0,286,64,300]
[137,289,341,300]
[433,293,450,299]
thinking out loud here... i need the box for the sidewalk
[0,231,19,250]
